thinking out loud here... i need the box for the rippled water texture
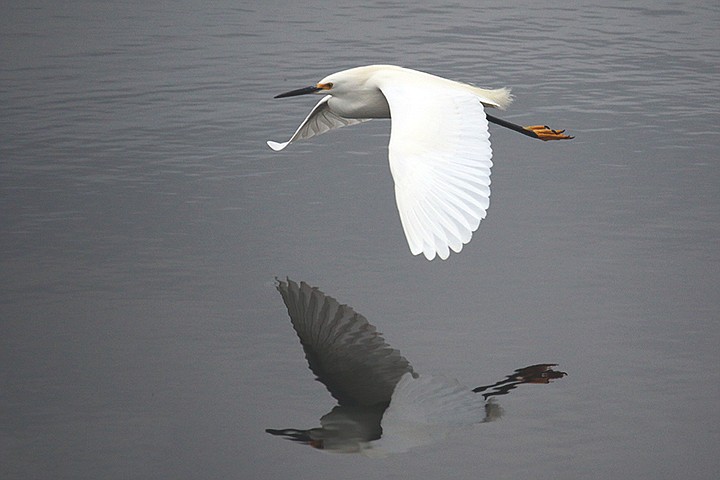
[2,1,719,479]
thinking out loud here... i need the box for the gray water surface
[2,1,719,479]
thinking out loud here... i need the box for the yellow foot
[524,125,574,141]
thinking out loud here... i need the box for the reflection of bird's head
[265,428,323,448]
[266,405,384,453]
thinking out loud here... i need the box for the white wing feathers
[380,84,493,260]
[267,96,370,151]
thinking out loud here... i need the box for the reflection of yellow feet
[524,125,574,141]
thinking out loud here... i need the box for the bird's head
[273,66,381,99]
[273,81,333,99]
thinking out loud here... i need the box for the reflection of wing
[276,279,414,406]
[365,372,486,457]
[267,96,371,151]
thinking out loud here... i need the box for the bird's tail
[473,86,513,110]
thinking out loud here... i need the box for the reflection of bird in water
[267,279,566,456]
[267,65,573,260]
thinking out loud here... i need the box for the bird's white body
[319,65,511,119]
[268,65,514,260]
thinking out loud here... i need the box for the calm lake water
[2,1,719,479]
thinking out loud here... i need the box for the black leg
[486,113,574,141]
[486,114,539,139]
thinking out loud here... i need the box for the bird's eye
[317,82,333,91]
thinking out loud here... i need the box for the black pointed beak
[274,85,322,99]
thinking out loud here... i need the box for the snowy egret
[267,278,567,455]
[267,65,573,261]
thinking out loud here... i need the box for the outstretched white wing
[267,96,371,151]
[379,83,493,260]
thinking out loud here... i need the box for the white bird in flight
[267,65,572,260]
